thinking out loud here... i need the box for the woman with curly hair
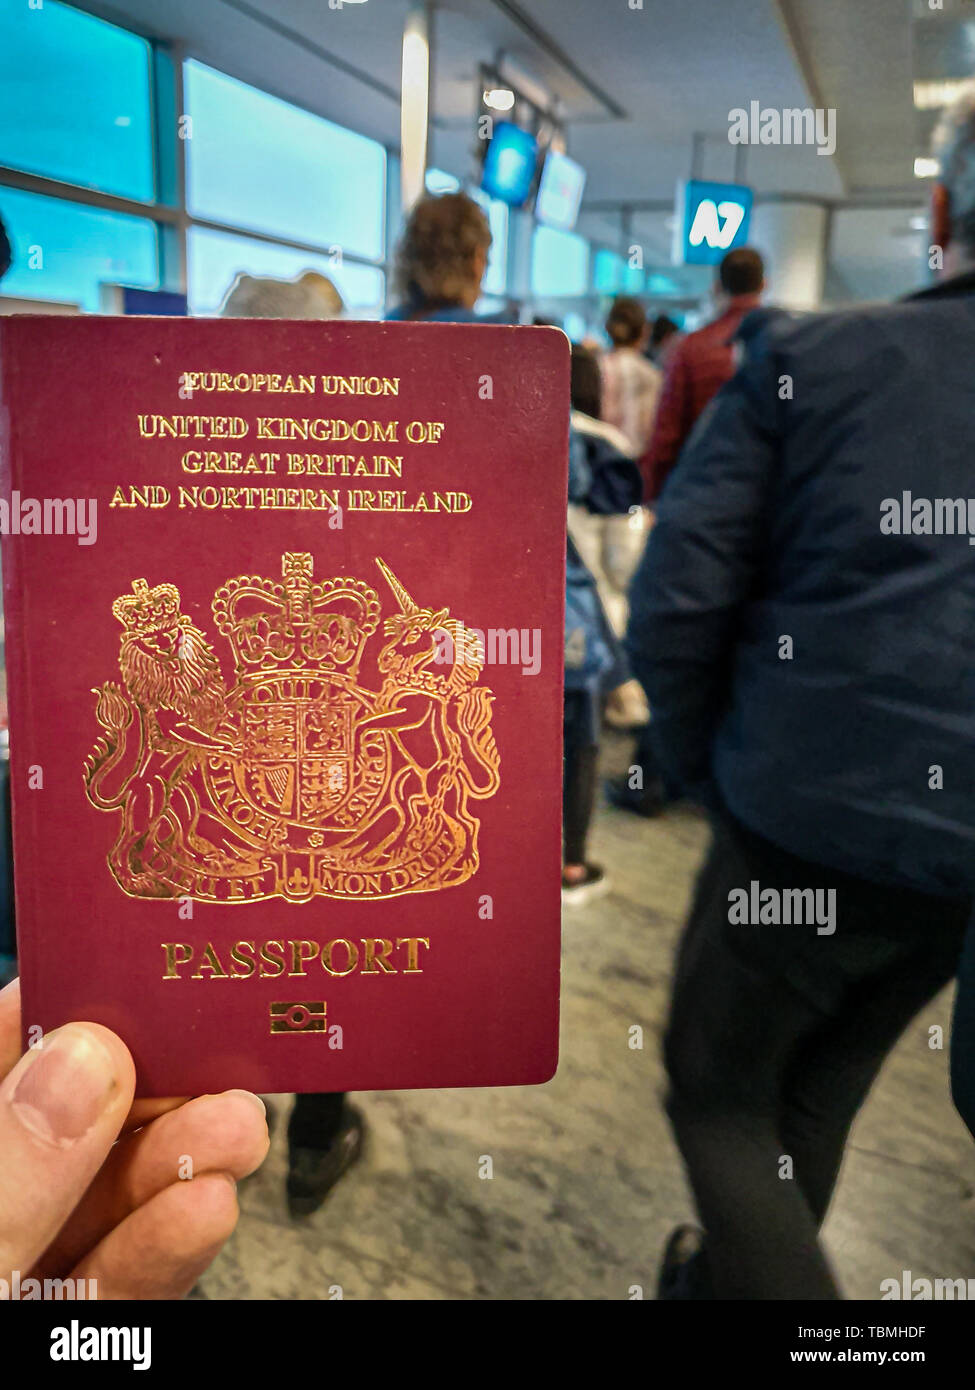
[388,192,498,322]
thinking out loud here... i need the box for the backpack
[584,435,643,516]
[564,539,627,692]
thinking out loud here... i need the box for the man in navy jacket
[628,89,975,1299]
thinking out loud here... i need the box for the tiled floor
[196,732,975,1300]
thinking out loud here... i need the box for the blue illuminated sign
[675,180,753,266]
[480,122,538,208]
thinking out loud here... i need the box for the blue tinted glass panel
[622,262,645,293]
[426,168,460,194]
[594,250,623,294]
[0,186,157,311]
[647,272,679,295]
[185,61,385,261]
[386,153,402,251]
[563,311,587,343]
[0,0,153,200]
[475,295,507,318]
[531,225,589,297]
[470,188,508,297]
[188,226,385,319]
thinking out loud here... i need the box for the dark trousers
[563,690,599,865]
[664,813,970,1300]
[635,722,681,803]
[951,921,975,1140]
[289,1092,346,1151]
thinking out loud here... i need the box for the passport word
[162,937,431,980]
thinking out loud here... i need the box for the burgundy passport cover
[0,317,567,1096]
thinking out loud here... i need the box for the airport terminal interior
[3,0,975,1307]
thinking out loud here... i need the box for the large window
[0,186,157,312]
[425,168,460,195]
[596,252,644,295]
[594,249,624,294]
[471,188,508,298]
[531,225,590,298]
[622,263,645,293]
[0,8,523,321]
[0,0,154,201]
[184,61,386,263]
[188,227,384,319]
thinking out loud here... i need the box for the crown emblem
[112,578,181,635]
[85,552,502,904]
[212,552,381,680]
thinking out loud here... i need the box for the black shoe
[561,864,611,906]
[604,774,666,818]
[287,1106,364,1218]
[657,1224,709,1300]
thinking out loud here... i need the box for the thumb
[0,1023,135,1279]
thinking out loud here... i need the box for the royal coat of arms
[84,552,501,902]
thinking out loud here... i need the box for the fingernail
[226,1089,267,1118]
[9,1026,120,1149]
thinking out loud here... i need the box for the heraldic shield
[84,552,502,903]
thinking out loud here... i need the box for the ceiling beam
[772,0,850,196]
[486,0,627,120]
[216,0,405,108]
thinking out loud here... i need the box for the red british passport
[0,317,568,1095]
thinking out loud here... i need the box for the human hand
[0,979,269,1299]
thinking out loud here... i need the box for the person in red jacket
[640,248,765,503]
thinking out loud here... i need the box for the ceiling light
[913,79,971,110]
[914,157,940,178]
[484,88,515,112]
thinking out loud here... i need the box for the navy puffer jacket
[627,270,975,897]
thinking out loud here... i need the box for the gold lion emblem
[83,553,501,903]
